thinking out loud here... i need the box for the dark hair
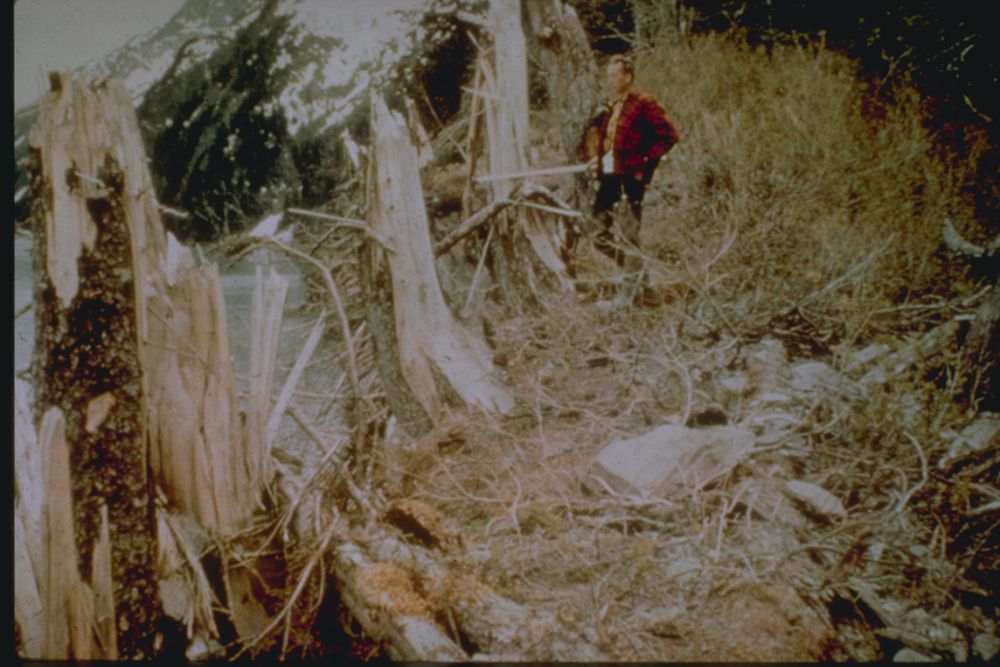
[608,54,634,79]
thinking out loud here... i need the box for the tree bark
[28,74,161,659]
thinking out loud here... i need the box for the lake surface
[13,236,307,379]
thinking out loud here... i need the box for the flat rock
[942,413,1000,467]
[893,647,938,662]
[788,361,853,395]
[973,633,1000,661]
[586,424,754,498]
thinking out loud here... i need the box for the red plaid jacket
[584,89,679,178]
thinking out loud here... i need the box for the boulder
[586,424,753,498]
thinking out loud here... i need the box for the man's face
[606,61,632,97]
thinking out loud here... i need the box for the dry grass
[633,30,988,346]
[249,25,997,662]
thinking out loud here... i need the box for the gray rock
[846,343,891,371]
[893,648,938,662]
[973,633,1000,661]
[788,361,851,395]
[860,365,889,386]
[719,373,749,394]
[587,424,753,498]
[664,554,702,581]
[942,414,1000,467]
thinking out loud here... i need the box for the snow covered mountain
[14,0,456,239]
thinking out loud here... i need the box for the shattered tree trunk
[478,0,574,298]
[524,0,603,209]
[20,73,281,659]
[363,94,514,438]
[26,74,161,659]
[15,381,117,660]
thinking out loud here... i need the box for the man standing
[585,55,679,266]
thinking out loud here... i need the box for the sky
[14,0,187,110]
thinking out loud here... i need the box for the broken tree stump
[27,73,161,658]
[524,0,603,209]
[22,73,281,658]
[365,94,514,437]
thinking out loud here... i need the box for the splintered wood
[19,73,279,659]
[26,73,162,659]
[369,93,513,419]
[13,392,117,660]
[478,0,574,287]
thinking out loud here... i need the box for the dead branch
[434,197,513,257]
[250,237,361,414]
[286,404,376,519]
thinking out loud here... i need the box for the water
[12,237,307,378]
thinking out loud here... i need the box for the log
[332,539,468,661]
[356,529,607,660]
[367,93,514,431]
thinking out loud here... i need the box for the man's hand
[634,171,644,182]
[586,156,598,176]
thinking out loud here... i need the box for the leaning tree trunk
[27,73,161,659]
[364,93,514,438]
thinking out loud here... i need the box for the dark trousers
[593,173,647,266]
